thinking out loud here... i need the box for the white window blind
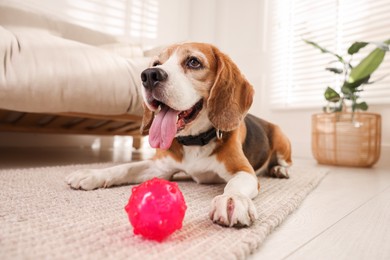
[64,0,158,41]
[129,0,159,40]
[269,0,390,109]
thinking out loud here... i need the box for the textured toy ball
[124,178,187,242]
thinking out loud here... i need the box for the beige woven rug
[0,163,327,259]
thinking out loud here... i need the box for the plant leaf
[348,42,369,55]
[353,102,368,111]
[303,39,344,62]
[325,67,343,74]
[349,41,390,54]
[341,85,353,95]
[343,75,370,90]
[348,48,386,83]
[324,87,340,102]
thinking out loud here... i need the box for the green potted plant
[304,38,389,167]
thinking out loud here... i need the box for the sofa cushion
[0,26,148,116]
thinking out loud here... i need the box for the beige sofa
[0,2,151,139]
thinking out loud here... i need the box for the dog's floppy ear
[140,103,154,135]
[207,46,254,132]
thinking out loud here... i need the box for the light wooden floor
[1,147,389,260]
[251,159,390,260]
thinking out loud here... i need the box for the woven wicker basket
[312,112,381,167]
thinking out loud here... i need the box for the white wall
[188,0,390,163]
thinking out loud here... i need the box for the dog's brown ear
[207,46,254,132]
[140,103,154,135]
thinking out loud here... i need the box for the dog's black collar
[176,128,219,146]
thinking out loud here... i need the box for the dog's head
[140,42,254,150]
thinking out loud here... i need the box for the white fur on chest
[178,143,231,184]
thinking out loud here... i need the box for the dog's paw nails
[270,166,289,179]
[210,194,257,227]
[65,170,105,190]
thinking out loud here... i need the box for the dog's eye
[186,57,202,69]
[152,61,161,67]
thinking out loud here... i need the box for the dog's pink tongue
[149,106,179,150]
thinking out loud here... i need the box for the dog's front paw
[66,169,108,190]
[270,165,290,178]
[209,193,258,227]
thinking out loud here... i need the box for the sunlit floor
[1,146,389,260]
[0,146,153,169]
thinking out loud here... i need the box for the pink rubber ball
[124,178,187,242]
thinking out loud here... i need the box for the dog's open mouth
[176,99,203,130]
[148,99,203,150]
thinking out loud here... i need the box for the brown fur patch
[154,139,184,163]
[207,46,254,132]
[140,103,154,135]
[271,125,292,164]
[213,122,255,175]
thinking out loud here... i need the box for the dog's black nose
[141,68,168,89]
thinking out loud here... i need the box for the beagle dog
[66,42,292,227]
